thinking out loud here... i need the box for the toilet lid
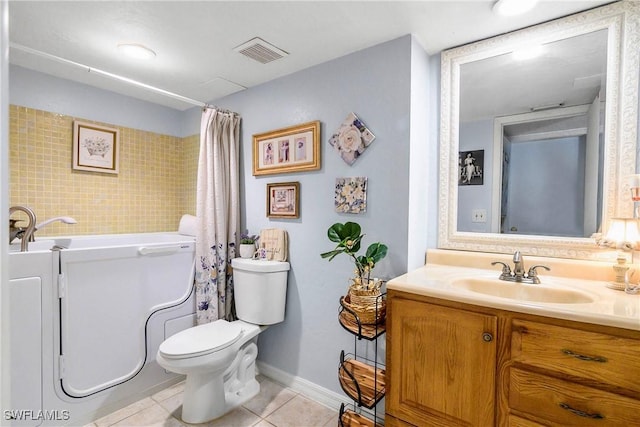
[159,320,244,359]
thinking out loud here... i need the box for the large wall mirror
[438,1,639,259]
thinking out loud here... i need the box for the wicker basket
[343,285,386,325]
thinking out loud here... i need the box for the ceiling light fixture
[117,43,156,60]
[493,0,538,16]
[512,44,544,60]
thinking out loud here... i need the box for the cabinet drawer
[508,415,547,427]
[511,319,640,393]
[509,368,640,426]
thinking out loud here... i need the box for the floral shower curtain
[195,107,241,324]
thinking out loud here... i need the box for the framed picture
[267,182,300,219]
[335,177,368,213]
[329,112,375,165]
[253,121,320,176]
[73,121,119,174]
[459,149,484,185]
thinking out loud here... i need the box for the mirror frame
[438,1,639,260]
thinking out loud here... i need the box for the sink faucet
[9,205,36,252]
[512,250,526,281]
[491,251,550,284]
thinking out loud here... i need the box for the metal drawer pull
[559,403,604,419]
[562,349,607,363]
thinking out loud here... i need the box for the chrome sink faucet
[491,251,550,284]
[9,205,36,252]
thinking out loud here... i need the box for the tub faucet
[491,251,550,284]
[9,205,36,252]
[34,216,77,237]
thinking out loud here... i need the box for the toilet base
[179,338,260,423]
[225,377,260,413]
[181,371,225,424]
[180,377,260,424]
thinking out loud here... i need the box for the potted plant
[321,221,388,324]
[239,231,259,258]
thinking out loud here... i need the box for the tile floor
[85,376,339,427]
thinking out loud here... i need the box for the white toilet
[156,258,290,424]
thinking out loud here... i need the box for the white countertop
[388,251,640,332]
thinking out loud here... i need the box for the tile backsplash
[9,105,198,236]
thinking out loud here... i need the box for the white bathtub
[8,233,196,426]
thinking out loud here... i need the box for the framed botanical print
[73,121,119,174]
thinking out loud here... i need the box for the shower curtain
[195,107,241,324]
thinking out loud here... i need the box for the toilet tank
[231,258,290,325]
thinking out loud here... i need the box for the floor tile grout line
[98,378,334,427]
[242,387,299,420]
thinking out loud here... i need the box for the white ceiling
[8,1,613,111]
[460,28,608,121]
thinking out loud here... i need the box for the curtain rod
[11,42,214,109]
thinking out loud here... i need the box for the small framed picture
[73,121,119,174]
[253,121,320,176]
[267,182,300,219]
[459,149,484,185]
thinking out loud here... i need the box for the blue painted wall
[8,35,437,397]
[209,35,431,393]
[9,65,185,137]
[458,118,494,232]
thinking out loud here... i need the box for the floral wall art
[329,112,375,165]
[335,177,368,213]
[73,121,119,174]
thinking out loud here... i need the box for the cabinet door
[386,297,497,427]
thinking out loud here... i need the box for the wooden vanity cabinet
[385,291,501,427]
[507,319,640,426]
[385,289,640,427]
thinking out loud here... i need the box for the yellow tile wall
[181,133,199,217]
[9,105,199,236]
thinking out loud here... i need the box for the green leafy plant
[320,221,388,289]
[240,230,259,245]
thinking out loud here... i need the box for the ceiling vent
[233,37,288,64]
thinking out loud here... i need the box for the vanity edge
[387,249,640,331]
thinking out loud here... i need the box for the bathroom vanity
[385,250,640,427]
[390,2,640,425]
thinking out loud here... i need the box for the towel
[259,228,288,261]
[178,214,197,236]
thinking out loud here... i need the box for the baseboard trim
[256,361,347,411]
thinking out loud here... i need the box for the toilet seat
[158,319,244,360]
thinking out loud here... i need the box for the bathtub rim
[9,231,195,253]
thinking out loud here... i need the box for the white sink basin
[451,278,595,304]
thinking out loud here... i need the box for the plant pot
[239,243,255,258]
[345,281,386,325]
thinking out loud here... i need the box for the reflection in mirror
[439,2,639,259]
[457,30,607,237]
[495,105,603,238]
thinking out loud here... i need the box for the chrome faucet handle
[527,265,550,284]
[491,261,512,280]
